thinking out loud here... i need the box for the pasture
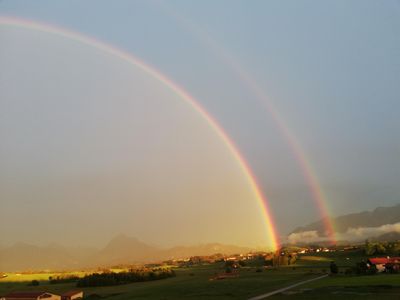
[0,263,319,299]
[1,250,400,299]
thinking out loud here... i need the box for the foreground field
[1,250,400,299]
[271,250,400,300]
[270,274,400,300]
[0,264,318,299]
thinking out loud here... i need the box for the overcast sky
[0,0,399,248]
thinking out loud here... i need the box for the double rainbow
[1,14,340,248]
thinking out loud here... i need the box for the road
[248,274,328,300]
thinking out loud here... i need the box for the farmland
[0,264,310,299]
[1,250,400,299]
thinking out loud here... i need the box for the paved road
[248,274,329,300]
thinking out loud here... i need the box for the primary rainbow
[0,16,280,250]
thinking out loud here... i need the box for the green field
[0,264,313,299]
[1,250,400,299]
[271,250,400,300]
[270,274,400,300]
[296,249,364,268]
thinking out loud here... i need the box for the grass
[296,249,364,267]
[1,250,399,299]
[270,285,400,300]
[0,264,317,299]
[269,257,400,300]
[304,273,400,288]
[0,271,88,282]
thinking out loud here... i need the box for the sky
[0,0,399,248]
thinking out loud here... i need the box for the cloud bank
[287,222,400,244]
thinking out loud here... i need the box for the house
[367,257,389,272]
[61,291,83,300]
[2,292,61,300]
[368,257,400,272]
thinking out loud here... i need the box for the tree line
[76,269,176,287]
[365,240,400,256]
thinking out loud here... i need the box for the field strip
[248,274,329,300]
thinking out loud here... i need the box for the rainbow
[226,68,336,242]
[0,16,280,250]
[157,8,336,243]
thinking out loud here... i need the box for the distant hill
[0,235,252,272]
[164,243,251,259]
[92,234,161,265]
[292,204,400,236]
[90,235,251,266]
[371,231,400,242]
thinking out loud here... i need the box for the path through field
[248,274,328,300]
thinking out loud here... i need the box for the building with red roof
[61,291,83,300]
[367,257,400,272]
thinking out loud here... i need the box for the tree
[288,254,297,265]
[330,261,338,274]
[354,261,376,275]
[30,280,39,286]
[225,266,232,273]
[365,240,387,256]
[238,260,246,267]
[392,242,400,255]
[365,240,375,255]
[224,260,235,268]
[375,243,386,254]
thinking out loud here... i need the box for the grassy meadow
[1,250,400,299]
[270,273,400,300]
[0,264,311,299]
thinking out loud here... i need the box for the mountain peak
[109,234,138,243]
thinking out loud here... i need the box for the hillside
[292,204,400,235]
[289,204,400,244]
[0,235,252,272]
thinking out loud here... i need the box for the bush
[30,280,39,286]
[354,261,377,275]
[50,275,79,284]
[330,262,338,274]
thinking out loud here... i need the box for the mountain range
[3,204,400,271]
[292,204,400,234]
[290,204,400,243]
[0,235,251,272]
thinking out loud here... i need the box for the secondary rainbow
[158,8,336,243]
[0,16,280,250]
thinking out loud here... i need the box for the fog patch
[287,230,321,244]
[339,223,400,241]
[287,223,400,244]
